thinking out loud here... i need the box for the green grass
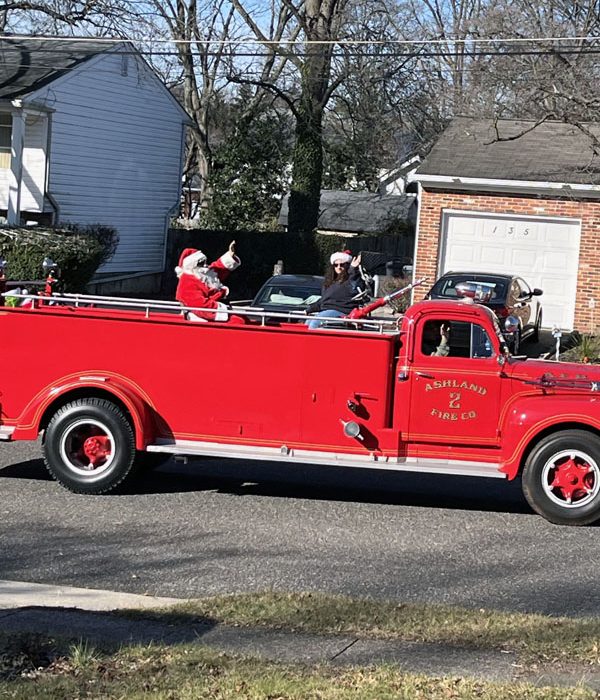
[1,637,596,700]
[4,593,600,698]
[122,592,600,664]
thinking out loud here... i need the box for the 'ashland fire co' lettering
[430,407,477,421]
[425,379,487,396]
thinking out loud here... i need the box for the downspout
[161,122,188,273]
[46,190,60,224]
[410,181,423,304]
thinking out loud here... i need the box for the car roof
[438,271,514,281]
[261,274,324,286]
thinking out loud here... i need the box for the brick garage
[411,118,600,333]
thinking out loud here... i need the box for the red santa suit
[175,247,245,323]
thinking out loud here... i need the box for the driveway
[522,329,576,359]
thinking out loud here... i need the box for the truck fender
[12,374,156,449]
[498,395,600,479]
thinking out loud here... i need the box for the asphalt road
[1,438,599,619]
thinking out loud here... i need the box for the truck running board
[0,426,15,440]
[146,439,505,479]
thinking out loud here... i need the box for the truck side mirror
[504,316,519,335]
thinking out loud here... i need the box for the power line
[0,46,599,59]
[2,32,600,47]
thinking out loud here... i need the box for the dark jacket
[308,267,361,315]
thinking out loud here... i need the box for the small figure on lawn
[175,240,245,324]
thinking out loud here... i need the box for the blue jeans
[306,309,345,329]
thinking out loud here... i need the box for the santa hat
[330,250,352,265]
[175,248,207,276]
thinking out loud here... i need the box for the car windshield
[432,277,507,301]
[254,285,322,307]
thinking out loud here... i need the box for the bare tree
[401,0,600,130]
[323,0,434,189]
[0,1,128,32]
[134,0,238,211]
[476,0,600,123]
[228,0,352,234]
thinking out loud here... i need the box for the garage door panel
[510,249,537,267]
[543,250,573,270]
[442,213,581,330]
[522,224,541,242]
[480,246,506,265]
[542,301,565,323]
[449,217,478,235]
[544,225,578,245]
[450,245,476,262]
[540,275,568,296]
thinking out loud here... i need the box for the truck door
[407,317,502,446]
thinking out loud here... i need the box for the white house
[377,156,421,195]
[0,36,190,282]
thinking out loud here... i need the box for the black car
[250,274,324,320]
[427,272,543,352]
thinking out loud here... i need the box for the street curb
[0,579,184,611]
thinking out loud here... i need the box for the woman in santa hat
[306,250,362,329]
[175,240,245,323]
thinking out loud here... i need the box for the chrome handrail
[1,290,402,333]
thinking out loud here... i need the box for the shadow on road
[0,452,531,516]
[151,460,532,515]
[0,458,52,480]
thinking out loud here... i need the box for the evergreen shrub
[0,224,118,292]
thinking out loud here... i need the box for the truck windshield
[421,319,495,359]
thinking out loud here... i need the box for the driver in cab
[422,321,450,357]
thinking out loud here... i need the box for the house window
[0,113,11,169]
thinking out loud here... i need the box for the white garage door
[440,212,581,330]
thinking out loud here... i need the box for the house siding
[414,188,600,332]
[28,51,186,273]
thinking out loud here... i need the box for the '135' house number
[483,223,531,239]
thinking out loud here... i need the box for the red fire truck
[1,287,600,526]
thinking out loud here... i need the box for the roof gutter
[411,173,600,199]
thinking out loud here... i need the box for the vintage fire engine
[2,280,600,527]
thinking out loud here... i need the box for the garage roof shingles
[279,190,416,234]
[417,117,600,186]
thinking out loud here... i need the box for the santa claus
[175,240,245,323]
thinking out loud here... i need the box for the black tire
[531,310,542,344]
[522,430,600,525]
[43,398,135,494]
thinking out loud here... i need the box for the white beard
[194,266,222,290]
